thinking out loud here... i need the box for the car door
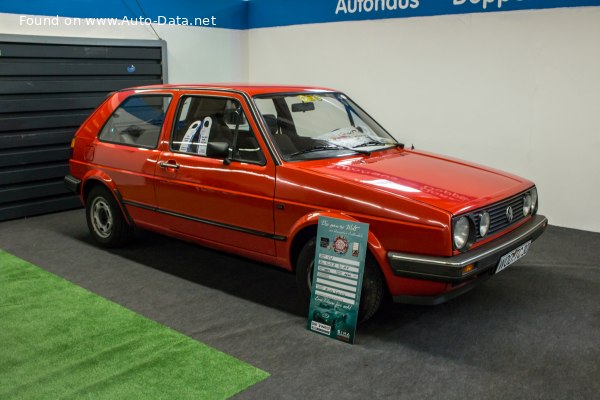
[154,91,277,257]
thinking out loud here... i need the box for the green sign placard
[307,216,369,344]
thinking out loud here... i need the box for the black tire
[296,237,384,323]
[86,186,133,248]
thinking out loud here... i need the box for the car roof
[127,83,337,96]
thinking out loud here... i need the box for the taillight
[70,138,76,158]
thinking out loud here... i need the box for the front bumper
[388,214,548,285]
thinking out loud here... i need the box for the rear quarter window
[98,95,172,148]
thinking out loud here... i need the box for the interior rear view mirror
[291,102,315,112]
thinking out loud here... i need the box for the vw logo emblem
[506,206,514,223]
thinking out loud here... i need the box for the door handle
[159,161,180,169]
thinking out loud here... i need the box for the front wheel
[86,186,133,247]
[296,237,385,323]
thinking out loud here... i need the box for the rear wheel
[86,186,133,247]
[296,237,384,323]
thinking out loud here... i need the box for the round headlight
[479,211,490,237]
[454,216,471,250]
[531,188,538,214]
[523,194,532,216]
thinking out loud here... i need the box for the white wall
[248,7,600,233]
[0,12,248,83]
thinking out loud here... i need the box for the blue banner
[1,0,599,30]
[248,0,600,28]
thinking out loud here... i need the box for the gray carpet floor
[1,209,599,399]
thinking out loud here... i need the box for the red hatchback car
[65,84,547,321]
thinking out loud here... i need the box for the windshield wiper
[288,144,370,158]
[353,140,402,149]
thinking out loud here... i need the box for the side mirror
[206,142,229,158]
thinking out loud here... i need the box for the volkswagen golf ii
[65,84,548,321]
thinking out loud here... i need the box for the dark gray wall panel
[0,146,71,168]
[0,163,70,185]
[0,35,166,221]
[0,129,75,150]
[0,42,162,59]
[0,94,107,113]
[0,61,162,76]
[0,195,82,221]
[0,77,162,95]
[0,112,91,132]
[0,181,68,204]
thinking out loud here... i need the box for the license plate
[495,240,531,274]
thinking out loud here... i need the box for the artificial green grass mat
[0,250,268,399]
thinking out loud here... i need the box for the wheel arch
[81,172,133,226]
[287,211,389,278]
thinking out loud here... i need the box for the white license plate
[495,240,531,274]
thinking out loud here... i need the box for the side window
[171,96,265,164]
[98,95,171,148]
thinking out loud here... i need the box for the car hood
[297,149,533,215]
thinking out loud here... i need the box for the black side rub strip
[123,200,286,241]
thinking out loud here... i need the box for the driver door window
[171,96,265,164]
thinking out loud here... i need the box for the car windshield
[253,92,399,161]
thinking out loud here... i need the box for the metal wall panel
[0,35,166,221]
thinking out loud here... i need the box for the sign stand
[307,217,369,344]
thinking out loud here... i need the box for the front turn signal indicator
[461,263,476,275]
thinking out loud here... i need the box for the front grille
[453,188,537,251]
[474,194,525,240]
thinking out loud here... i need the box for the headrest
[262,114,279,135]
[192,98,226,118]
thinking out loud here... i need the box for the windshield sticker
[297,94,322,103]
[316,127,374,148]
